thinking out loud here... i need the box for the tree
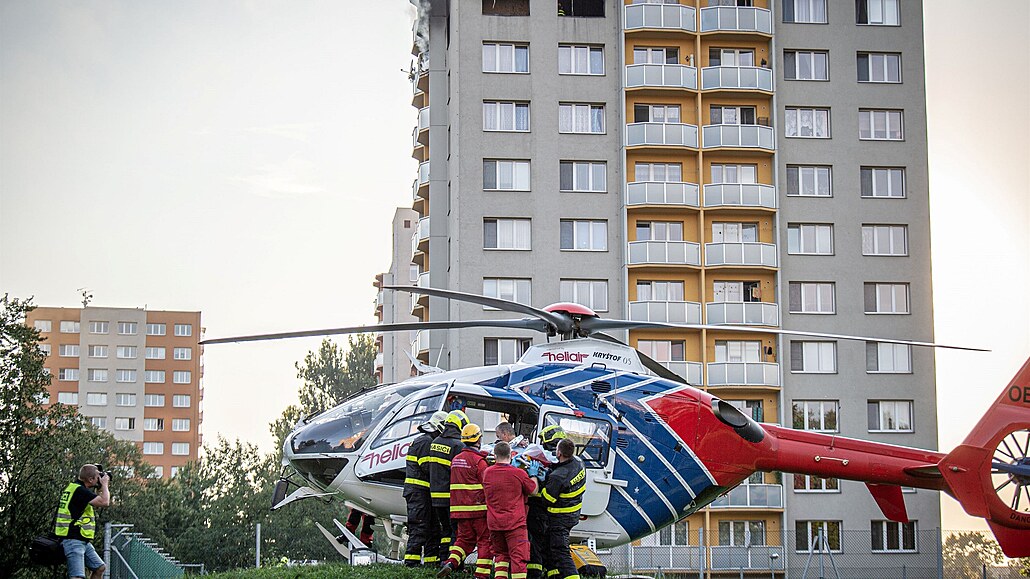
[942,531,1005,578]
[294,335,375,415]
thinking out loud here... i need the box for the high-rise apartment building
[28,306,203,478]
[398,0,937,573]
[374,208,420,384]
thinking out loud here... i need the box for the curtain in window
[498,44,514,72]
[590,106,604,133]
[514,46,528,72]
[558,105,573,132]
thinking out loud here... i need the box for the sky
[1,1,1027,531]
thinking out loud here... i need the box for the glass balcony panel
[626,181,700,208]
[656,361,703,385]
[628,301,702,325]
[626,3,696,32]
[630,546,703,571]
[418,161,430,186]
[702,125,775,150]
[374,352,384,370]
[705,302,779,326]
[710,546,783,570]
[628,240,701,266]
[698,6,772,34]
[710,484,783,508]
[701,66,773,92]
[626,123,699,148]
[626,64,697,90]
[418,106,429,132]
[704,242,778,267]
[702,184,776,209]
[707,362,780,387]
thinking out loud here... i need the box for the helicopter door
[537,405,615,517]
[354,391,445,480]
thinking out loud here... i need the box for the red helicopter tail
[939,357,1030,557]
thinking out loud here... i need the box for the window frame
[787,223,834,255]
[793,474,840,493]
[864,282,910,314]
[871,520,918,552]
[861,224,908,256]
[483,337,533,366]
[559,219,608,251]
[60,321,81,334]
[858,52,902,83]
[116,369,137,383]
[146,323,166,336]
[859,109,904,141]
[144,394,165,407]
[558,44,605,76]
[482,278,533,308]
[792,399,839,432]
[784,50,829,81]
[173,394,191,408]
[866,342,912,374]
[89,345,108,358]
[782,0,828,24]
[483,159,531,191]
[173,370,192,384]
[867,400,914,432]
[88,321,109,334]
[172,418,191,432]
[856,0,900,26]
[58,368,80,382]
[558,103,606,134]
[795,520,842,552]
[785,107,831,138]
[559,161,607,193]
[861,167,906,198]
[788,282,836,314]
[173,347,192,360]
[145,346,165,360]
[482,42,529,74]
[174,324,192,337]
[483,101,531,132]
[87,368,108,383]
[483,218,533,250]
[34,320,52,333]
[789,341,837,374]
[786,165,832,197]
[86,392,108,406]
[143,442,164,455]
[59,344,80,358]
[57,391,79,405]
[145,370,166,384]
[560,279,609,312]
[116,346,137,359]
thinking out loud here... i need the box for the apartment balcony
[417,106,429,136]
[629,301,702,325]
[628,240,701,267]
[412,127,426,162]
[625,3,696,33]
[707,362,780,387]
[630,546,702,571]
[706,302,779,326]
[626,123,699,149]
[710,546,784,571]
[698,6,773,35]
[700,66,773,92]
[711,483,783,509]
[626,181,700,209]
[702,183,776,210]
[705,242,777,268]
[626,64,697,91]
[656,361,703,385]
[411,217,430,267]
[375,290,384,315]
[374,352,384,371]
[702,124,775,151]
[412,330,429,359]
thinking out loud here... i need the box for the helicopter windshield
[290,383,428,455]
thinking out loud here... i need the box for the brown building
[28,306,203,478]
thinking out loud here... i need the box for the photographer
[55,464,111,579]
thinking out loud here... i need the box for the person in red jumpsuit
[483,441,542,579]
[438,423,492,578]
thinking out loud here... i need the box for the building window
[788,282,835,314]
[785,107,830,138]
[558,103,605,134]
[173,371,191,384]
[872,521,917,552]
[864,283,910,314]
[560,280,609,312]
[861,167,906,198]
[145,394,165,407]
[786,165,831,196]
[145,370,166,384]
[118,322,137,335]
[116,346,137,359]
[171,443,190,456]
[173,347,192,360]
[635,162,681,182]
[710,47,754,67]
[710,105,755,125]
[861,225,907,255]
[633,46,678,65]
[116,369,137,383]
[173,394,191,408]
[146,323,166,336]
[483,101,530,132]
[59,344,80,357]
[794,474,840,493]
[782,0,827,23]
[483,42,528,73]
[483,160,531,191]
[39,344,51,356]
[114,417,135,431]
[409,264,419,283]
[560,220,607,251]
[558,44,604,75]
[557,0,604,17]
[784,50,828,81]
[638,340,686,363]
[143,442,164,455]
[866,342,912,373]
[174,324,192,337]
[86,393,107,406]
[89,321,109,334]
[792,400,839,432]
[484,338,532,365]
[87,369,108,382]
[715,340,761,362]
[858,52,901,83]
[638,221,684,241]
[860,109,904,140]
[559,161,606,192]
[145,347,165,360]
[868,400,913,432]
[790,341,837,373]
[151,466,163,478]
[711,163,757,185]
[637,280,684,302]
[482,278,532,306]
[116,393,137,406]
[59,368,80,381]
[484,218,532,250]
[34,320,52,332]
[719,520,766,547]
[172,418,190,432]
[144,418,164,431]
[60,321,80,333]
[642,518,689,547]
[787,224,833,255]
[713,281,762,303]
[90,417,106,429]
[635,104,680,124]
[795,521,841,552]
[726,399,764,421]
[857,0,900,25]
[88,345,108,358]
[57,392,78,405]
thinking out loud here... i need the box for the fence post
[698,527,704,579]
[936,528,944,579]
[255,523,261,568]
[104,522,111,579]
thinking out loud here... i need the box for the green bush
[205,563,437,579]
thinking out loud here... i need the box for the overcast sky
[1,1,1027,531]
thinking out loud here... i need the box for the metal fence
[104,523,198,579]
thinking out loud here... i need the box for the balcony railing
[374,352,384,370]
[702,124,775,150]
[700,66,773,92]
[707,362,780,387]
[628,240,701,266]
[411,217,430,261]
[629,301,702,325]
[710,546,784,571]
[411,330,429,358]
[703,183,776,209]
[705,242,778,267]
[657,361,703,385]
[705,302,779,326]
[417,106,429,133]
[626,181,700,208]
[418,161,430,186]
[627,123,699,148]
[710,483,783,509]
[630,545,703,571]
[698,6,773,34]
[626,64,697,90]
[625,3,696,32]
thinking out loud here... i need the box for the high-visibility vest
[55,482,96,539]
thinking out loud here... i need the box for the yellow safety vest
[54,482,96,540]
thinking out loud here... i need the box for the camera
[94,465,111,480]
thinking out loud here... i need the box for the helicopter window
[370,394,444,447]
[291,383,425,455]
[445,394,538,446]
[542,413,612,468]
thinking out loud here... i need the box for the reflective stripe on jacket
[449,447,488,518]
[55,482,96,539]
[403,431,435,496]
[541,457,585,526]
[428,424,464,506]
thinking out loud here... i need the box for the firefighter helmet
[445,409,470,431]
[540,424,567,449]
[461,423,482,444]
[426,411,449,432]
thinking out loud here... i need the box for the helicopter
[202,285,1030,558]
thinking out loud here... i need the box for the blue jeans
[62,539,103,578]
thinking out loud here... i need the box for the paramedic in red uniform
[438,423,492,578]
[483,441,542,579]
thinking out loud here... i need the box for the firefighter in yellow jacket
[56,464,111,579]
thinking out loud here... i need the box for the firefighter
[403,410,448,567]
[527,424,566,578]
[541,438,585,579]
[439,423,492,578]
[483,441,542,579]
[428,409,470,563]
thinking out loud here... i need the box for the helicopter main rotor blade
[579,318,987,352]
[384,285,571,334]
[201,318,550,345]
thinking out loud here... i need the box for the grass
[204,563,439,579]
